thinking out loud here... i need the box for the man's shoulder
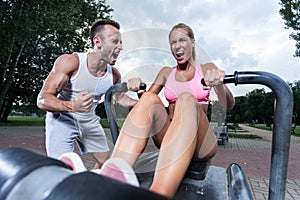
[111,66,121,83]
[54,53,80,73]
[57,53,79,63]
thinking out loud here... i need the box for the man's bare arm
[114,92,138,107]
[37,54,93,113]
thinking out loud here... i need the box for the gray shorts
[45,112,109,159]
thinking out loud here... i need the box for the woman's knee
[128,91,167,134]
[176,92,199,113]
[139,91,162,106]
[177,92,198,105]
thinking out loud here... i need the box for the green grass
[250,123,300,137]
[210,123,262,139]
[292,126,300,136]
[0,116,111,128]
[2,117,299,138]
[250,124,272,131]
[100,118,109,128]
[229,133,262,139]
[0,116,45,126]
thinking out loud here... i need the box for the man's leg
[46,113,75,159]
[80,120,111,169]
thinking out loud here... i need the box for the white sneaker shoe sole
[59,152,87,173]
[98,157,139,187]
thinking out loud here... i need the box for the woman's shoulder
[153,66,173,85]
[162,66,174,72]
[157,66,173,76]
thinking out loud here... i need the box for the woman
[104,23,235,198]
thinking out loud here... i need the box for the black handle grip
[112,82,147,93]
[201,78,206,86]
[201,71,238,86]
[140,83,147,90]
[137,83,147,99]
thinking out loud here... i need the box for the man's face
[98,25,123,65]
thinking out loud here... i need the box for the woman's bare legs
[111,92,169,166]
[111,92,217,198]
[149,93,199,197]
[193,111,218,161]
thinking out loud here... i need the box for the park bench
[212,125,228,145]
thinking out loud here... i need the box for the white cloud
[106,0,300,96]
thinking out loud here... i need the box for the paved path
[211,124,300,199]
[0,125,299,199]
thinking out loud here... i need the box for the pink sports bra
[164,65,210,104]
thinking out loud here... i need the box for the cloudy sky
[106,0,299,96]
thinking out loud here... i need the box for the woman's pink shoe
[98,157,139,187]
[59,152,87,173]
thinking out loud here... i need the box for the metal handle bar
[221,71,293,200]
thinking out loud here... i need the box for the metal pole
[225,71,293,200]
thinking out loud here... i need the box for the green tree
[228,89,275,124]
[227,96,248,123]
[279,0,300,57]
[0,0,113,121]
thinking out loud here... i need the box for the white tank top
[58,52,113,118]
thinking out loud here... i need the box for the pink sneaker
[99,157,139,187]
[59,152,87,173]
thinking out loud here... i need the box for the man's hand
[127,77,144,92]
[72,91,93,112]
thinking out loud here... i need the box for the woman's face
[169,28,195,65]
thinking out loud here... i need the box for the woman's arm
[114,66,172,107]
[201,63,235,110]
[213,84,235,110]
[148,66,172,94]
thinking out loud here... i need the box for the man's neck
[87,52,108,77]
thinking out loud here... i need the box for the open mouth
[176,52,184,57]
[109,52,119,65]
[112,52,120,59]
[111,52,120,62]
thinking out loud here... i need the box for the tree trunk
[0,48,14,115]
[0,44,25,117]
[0,1,25,117]
[1,98,13,122]
[0,52,11,87]
[0,99,5,121]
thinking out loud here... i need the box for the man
[37,19,138,169]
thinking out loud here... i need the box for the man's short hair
[89,19,120,47]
